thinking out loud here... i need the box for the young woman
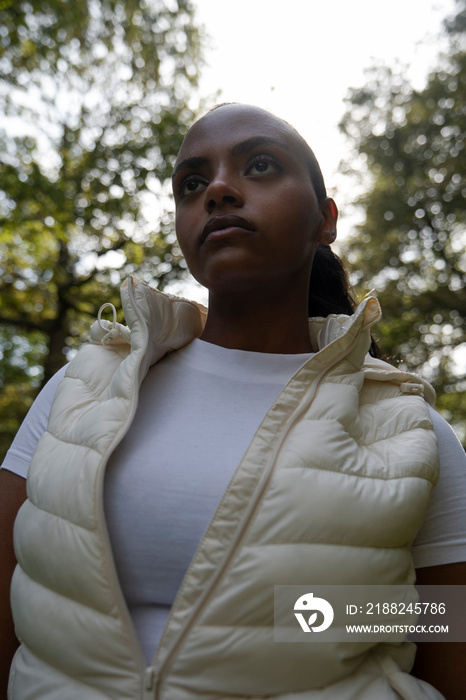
[1,103,465,699]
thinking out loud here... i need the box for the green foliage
[339,10,465,443]
[0,0,206,460]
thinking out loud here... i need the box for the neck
[200,287,313,354]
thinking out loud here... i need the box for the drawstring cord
[97,303,121,344]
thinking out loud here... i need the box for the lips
[201,215,255,244]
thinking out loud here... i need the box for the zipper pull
[144,666,158,698]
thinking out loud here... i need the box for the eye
[178,177,207,198]
[247,155,281,176]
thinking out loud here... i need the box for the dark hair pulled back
[308,246,381,358]
[308,245,356,318]
[301,133,380,357]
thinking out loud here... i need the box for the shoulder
[427,406,465,458]
[413,406,466,568]
[1,366,68,478]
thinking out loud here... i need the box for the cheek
[276,193,322,266]
[175,214,205,283]
[281,189,321,239]
[175,211,191,256]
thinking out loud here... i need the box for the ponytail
[309,245,381,358]
[308,245,356,317]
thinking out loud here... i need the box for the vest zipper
[143,666,158,699]
[94,277,207,697]
[149,326,366,693]
[95,277,152,686]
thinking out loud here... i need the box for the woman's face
[172,104,335,297]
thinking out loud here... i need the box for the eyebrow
[172,156,208,181]
[230,136,291,157]
[172,136,291,181]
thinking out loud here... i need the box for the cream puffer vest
[10,278,442,700]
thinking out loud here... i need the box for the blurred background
[0,0,464,458]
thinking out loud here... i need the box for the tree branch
[0,315,52,333]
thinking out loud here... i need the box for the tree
[0,0,205,460]
[338,1,465,442]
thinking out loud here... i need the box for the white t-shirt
[3,339,466,663]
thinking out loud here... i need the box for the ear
[316,198,338,245]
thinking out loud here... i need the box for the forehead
[175,105,307,166]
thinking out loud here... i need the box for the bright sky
[192,0,456,238]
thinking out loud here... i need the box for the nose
[204,172,244,213]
